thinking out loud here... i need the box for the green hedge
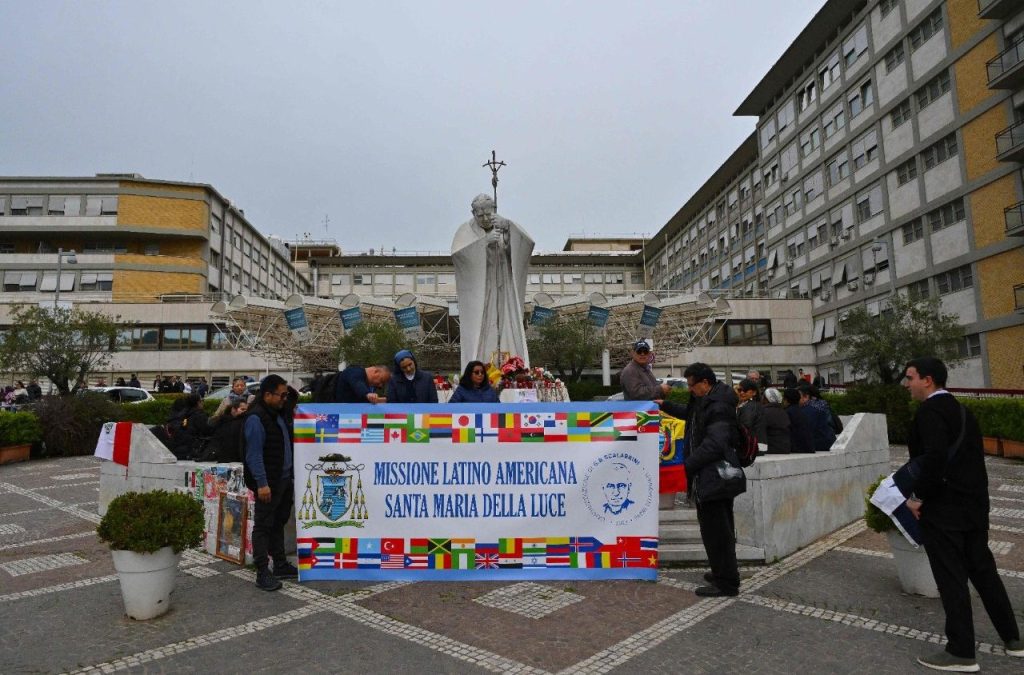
[824,385,1024,444]
[120,396,221,425]
[565,381,619,401]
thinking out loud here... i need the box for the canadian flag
[94,422,133,466]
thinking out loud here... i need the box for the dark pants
[697,497,739,593]
[251,480,293,571]
[921,520,1020,658]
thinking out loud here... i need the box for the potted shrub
[865,475,938,598]
[0,411,42,464]
[96,490,204,620]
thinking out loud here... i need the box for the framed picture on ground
[215,491,248,564]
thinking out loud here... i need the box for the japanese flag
[94,422,133,466]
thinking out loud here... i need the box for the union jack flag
[475,552,499,569]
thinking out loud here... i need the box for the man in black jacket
[244,375,298,591]
[659,363,741,597]
[903,357,1022,671]
[336,365,391,403]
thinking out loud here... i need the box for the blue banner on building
[284,307,310,342]
[639,305,662,328]
[340,307,363,330]
[530,306,556,326]
[587,305,609,328]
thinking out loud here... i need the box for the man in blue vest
[244,375,298,591]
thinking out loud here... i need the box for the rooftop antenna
[482,150,506,209]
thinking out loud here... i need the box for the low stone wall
[733,412,889,562]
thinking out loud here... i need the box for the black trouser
[251,479,293,571]
[921,520,1020,658]
[697,497,739,593]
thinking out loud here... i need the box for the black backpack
[732,419,759,468]
[312,371,340,403]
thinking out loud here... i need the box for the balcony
[995,119,1024,163]
[987,39,1024,89]
[1006,201,1024,236]
[978,0,1019,20]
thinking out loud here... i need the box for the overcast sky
[2,1,819,253]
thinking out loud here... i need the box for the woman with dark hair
[449,361,499,403]
[208,398,249,463]
[166,393,213,460]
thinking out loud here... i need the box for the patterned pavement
[1,450,1022,674]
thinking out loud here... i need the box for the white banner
[293,402,661,580]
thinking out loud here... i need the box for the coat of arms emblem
[299,453,368,528]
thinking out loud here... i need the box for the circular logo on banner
[580,452,654,526]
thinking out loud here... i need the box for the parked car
[205,381,261,401]
[657,377,688,390]
[85,386,155,404]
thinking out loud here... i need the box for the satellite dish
[588,291,607,306]
[533,292,554,307]
[339,293,361,310]
[210,301,227,314]
[696,291,712,305]
[284,293,304,309]
[395,292,417,308]
[642,291,659,306]
[228,295,248,310]
[715,297,731,311]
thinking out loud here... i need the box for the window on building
[819,51,841,92]
[605,272,624,285]
[82,242,128,253]
[856,183,884,223]
[161,326,208,350]
[119,327,160,350]
[352,274,371,286]
[760,118,777,148]
[144,243,160,256]
[79,272,113,291]
[85,196,118,216]
[884,42,906,73]
[0,242,13,254]
[804,171,824,202]
[762,159,780,186]
[902,218,924,244]
[909,7,943,51]
[848,79,874,118]
[895,157,918,185]
[797,78,817,112]
[958,333,981,358]
[784,188,803,216]
[906,278,930,301]
[879,0,899,18]
[9,196,44,215]
[779,142,799,177]
[852,128,879,169]
[777,99,795,133]
[843,23,869,67]
[799,126,821,157]
[210,215,221,236]
[915,70,951,109]
[48,195,82,216]
[890,99,913,128]
[822,100,846,139]
[725,320,772,346]
[922,133,958,170]
[528,274,541,285]
[935,264,973,295]
[927,198,966,232]
[826,150,850,186]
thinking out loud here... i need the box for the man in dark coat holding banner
[902,357,1022,671]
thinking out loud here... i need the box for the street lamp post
[54,248,78,306]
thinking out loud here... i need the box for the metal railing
[995,119,1024,157]
[987,38,1024,84]
[1006,201,1024,233]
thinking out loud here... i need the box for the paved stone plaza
[1,450,1022,674]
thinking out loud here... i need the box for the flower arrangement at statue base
[497,357,569,403]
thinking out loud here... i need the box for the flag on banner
[94,422,133,466]
[404,554,428,569]
[384,428,407,443]
[475,552,499,569]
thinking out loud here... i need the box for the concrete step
[658,507,698,523]
[659,542,765,565]
[658,523,702,541]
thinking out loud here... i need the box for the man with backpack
[658,362,743,597]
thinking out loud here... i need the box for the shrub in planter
[864,475,895,534]
[0,411,43,446]
[97,490,203,554]
[33,393,127,457]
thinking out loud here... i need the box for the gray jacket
[619,360,660,400]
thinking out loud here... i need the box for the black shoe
[255,568,282,591]
[916,649,979,672]
[703,572,714,583]
[695,585,738,597]
[273,561,299,578]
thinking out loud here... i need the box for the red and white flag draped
[94,422,133,466]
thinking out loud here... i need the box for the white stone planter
[886,530,938,598]
[110,546,182,620]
